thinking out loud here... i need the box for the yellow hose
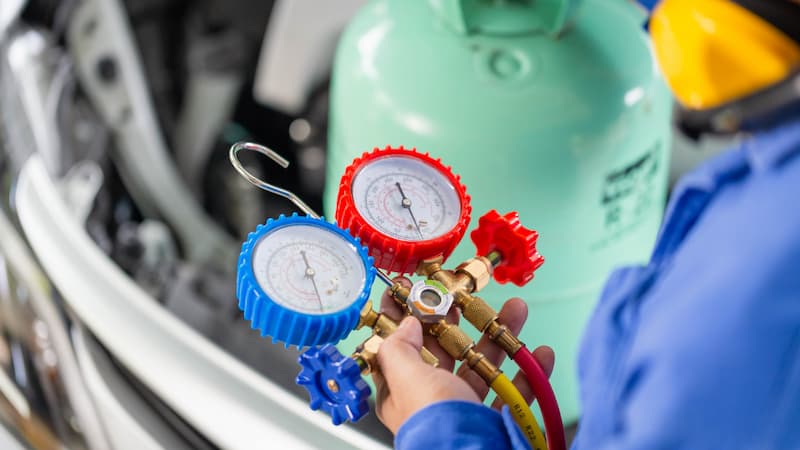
[490,373,547,450]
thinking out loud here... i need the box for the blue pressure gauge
[237,214,376,348]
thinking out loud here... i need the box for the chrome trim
[0,206,110,449]
[73,325,190,450]
[0,0,26,38]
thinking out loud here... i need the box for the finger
[457,298,528,399]
[377,317,432,395]
[380,276,411,322]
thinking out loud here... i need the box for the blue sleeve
[573,129,800,449]
[395,401,531,450]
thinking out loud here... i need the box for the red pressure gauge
[336,146,472,274]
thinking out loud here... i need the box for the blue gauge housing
[236,214,376,348]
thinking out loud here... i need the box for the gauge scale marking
[252,224,367,315]
[351,155,462,242]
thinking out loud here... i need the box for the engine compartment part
[66,0,237,266]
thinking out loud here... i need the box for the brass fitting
[420,348,440,367]
[463,348,502,384]
[357,300,440,367]
[431,270,479,294]
[357,300,394,334]
[455,257,493,293]
[357,300,377,328]
[415,256,444,276]
[390,283,410,306]
[455,292,498,332]
[357,300,398,336]
[428,268,453,286]
[429,321,474,360]
[485,321,523,355]
[397,256,525,368]
[353,335,384,375]
[452,294,523,355]
[428,321,501,384]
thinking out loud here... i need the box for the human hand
[372,277,555,434]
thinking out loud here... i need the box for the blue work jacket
[396,117,800,449]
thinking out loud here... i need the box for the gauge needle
[395,182,424,239]
[300,250,324,312]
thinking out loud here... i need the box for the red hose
[512,346,566,450]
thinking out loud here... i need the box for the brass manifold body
[351,250,523,387]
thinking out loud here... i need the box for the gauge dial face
[350,155,462,242]
[251,224,367,315]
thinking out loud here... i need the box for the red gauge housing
[336,146,471,274]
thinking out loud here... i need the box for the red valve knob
[335,146,471,274]
[470,210,544,287]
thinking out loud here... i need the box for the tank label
[593,140,662,250]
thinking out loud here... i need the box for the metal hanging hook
[229,141,394,287]
[229,142,320,219]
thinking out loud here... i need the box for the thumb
[378,317,429,391]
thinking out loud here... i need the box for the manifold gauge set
[230,142,566,450]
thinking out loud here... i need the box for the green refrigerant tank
[326,0,672,422]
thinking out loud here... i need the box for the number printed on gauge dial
[351,155,462,242]
[251,224,367,315]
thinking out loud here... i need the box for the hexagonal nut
[456,257,492,292]
[406,280,454,323]
[354,335,384,374]
[359,334,384,357]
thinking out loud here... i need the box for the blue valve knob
[296,345,371,425]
